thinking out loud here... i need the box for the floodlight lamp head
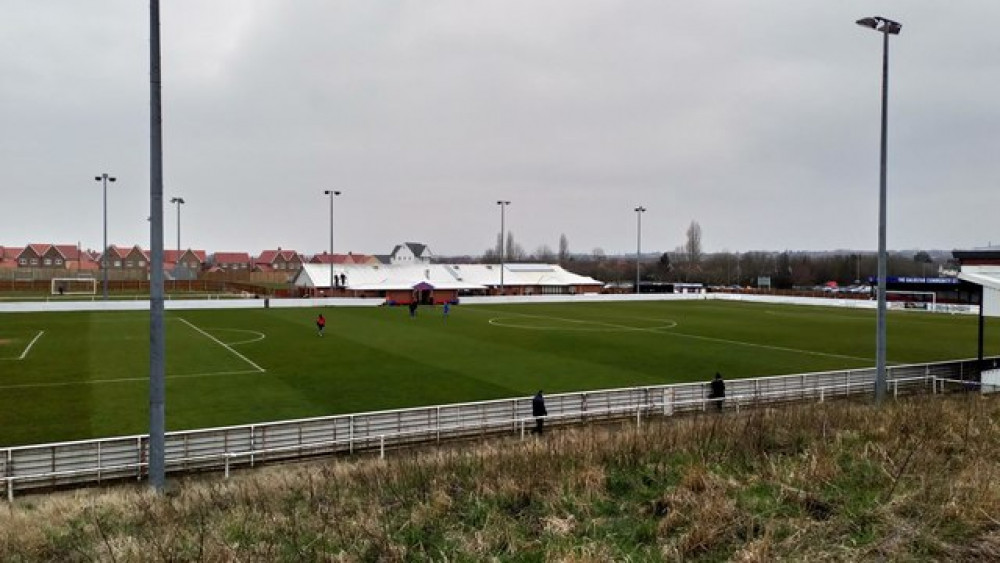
[856,17,878,29]
[95,176,102,181]
[109,177,116,182]
[856,16,901,34]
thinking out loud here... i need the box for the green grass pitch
[1,300,996,446]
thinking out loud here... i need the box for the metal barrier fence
[1,357,986,501]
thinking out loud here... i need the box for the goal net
[51,277,97,295]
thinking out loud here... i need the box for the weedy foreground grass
[3,394,1000,561]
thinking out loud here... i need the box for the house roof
[164,250,207,263]
[212,252,251,263]
[1,246,24,260]
[311,252,379,265]
[406,242,428,256]
[256,249,301,264]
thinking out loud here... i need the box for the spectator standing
[532,390,548,434]
[709,372,726,412]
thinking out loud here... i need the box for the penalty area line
[0,330,45,361]
[178,318,266,373]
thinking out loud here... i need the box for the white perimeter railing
[1,357,990,501]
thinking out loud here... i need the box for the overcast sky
[3,1,999,258]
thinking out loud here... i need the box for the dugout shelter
[954,247,1000,386]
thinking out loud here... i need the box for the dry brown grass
[2,394,1000,561]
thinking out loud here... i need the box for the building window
[55,258,63,265]
[43,258,52,266]
[114,260,122,267]
[19,258,27,265]
[139,261,146,267]
[30,258,38,265]
[126,261,134,268]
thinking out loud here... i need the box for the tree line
[450,222,953,289]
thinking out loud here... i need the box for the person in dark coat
[709,372,725,412]
[316,313,326,336]
[532,390,548,434]
[408,300,418,318]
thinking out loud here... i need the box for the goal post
[51,277,97,295]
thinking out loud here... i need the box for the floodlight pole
[324,190,341,294]
[170,197,185,253]
[149,0,166,492]
[497,200,510,294]
[94,173,116,301]
[857,16,901,405]
[634,206,646,293]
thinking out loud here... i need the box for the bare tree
[685,221,702,266]
[505,231,526,262]
[558,234,570,264]
[534,245,556,262]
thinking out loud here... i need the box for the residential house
[254,248,304,277]
[208,252,253,272]
[164,249,207,280]
[388,242,433,265]
[102,245,150,280]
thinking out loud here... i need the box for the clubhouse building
[293,262,604,304]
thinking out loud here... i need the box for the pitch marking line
[0,331,44,361]
[489,316,677,331]
[472,307,880,364]
[178,318,266,373]
[0,370,264,391]
[202,328,267,346]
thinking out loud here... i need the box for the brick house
[254,248,303,273]
[208,252,253,272]
[102,245,150,280]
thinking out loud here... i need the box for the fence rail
[1,357,988,501]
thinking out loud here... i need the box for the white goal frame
[51,277,97,295]
[886,290,937,312]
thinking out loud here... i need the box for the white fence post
[349,416,355,455]
[224,454,230,479]
[6,478,11,502]
[380,436,385,460]
[136,437,143,481]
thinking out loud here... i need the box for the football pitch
[1,300,996,447]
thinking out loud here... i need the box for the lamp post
[497,201,510,294]
[634,206,646,293]
[324,190,341,294]
[170,197,185,254]
[94,173,117,300]
[856,15,901,404]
